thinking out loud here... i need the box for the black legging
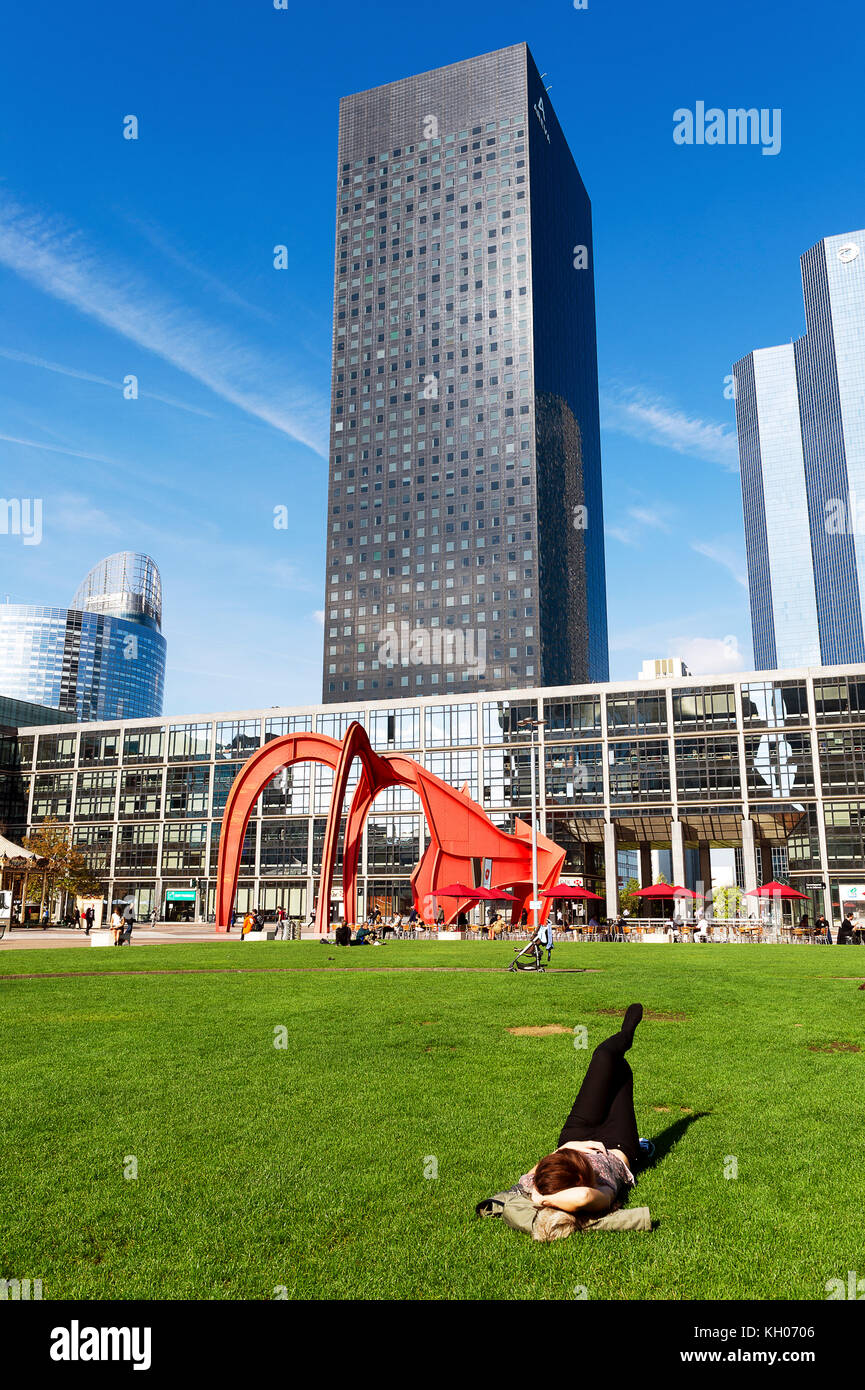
[557,1024,640,1170]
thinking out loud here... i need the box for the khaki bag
[477,1189,651,1240]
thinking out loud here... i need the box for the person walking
[84,905,95,937]
[110,906,124,946]
[536,917,555,964]
[119,903,135,946]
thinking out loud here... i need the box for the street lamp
[518,717,546,929]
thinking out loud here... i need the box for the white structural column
[604,819,618,917]
[741,816,759,894]
[807,676,832,918]
[671,817,686,888]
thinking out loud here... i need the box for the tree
[22,819,101,917]
[654,871,670,885]
[619,877,641,917]
[711,885,746,921]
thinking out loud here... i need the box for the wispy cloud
[0,193,328,454]
[605,524,638,547]
[602,385,739,471]
[605,502,675,546]
[124,215,276,324]
[690,536,748,588]
[0,431,131,469]
[49,492,124,535]
[628,504,673,532]
[611,616,746,677]
[674,634,745,675]
[0,345,215,419]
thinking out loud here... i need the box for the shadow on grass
[641,1111,711,1174]
[636,1112,711,1230]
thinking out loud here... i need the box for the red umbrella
[746,881,809,899]
[541,884,604,900]
[633,884,702,898]
[434,882,517,901]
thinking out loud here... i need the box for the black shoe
[623,1003,644,1035]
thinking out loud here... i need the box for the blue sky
[1,0,862,713]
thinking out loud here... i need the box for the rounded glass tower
[0,553,166,721]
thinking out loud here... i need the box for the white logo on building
[533,95,551,144]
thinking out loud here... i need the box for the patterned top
[584,1148,635,1197]
[518,1146,635,1204]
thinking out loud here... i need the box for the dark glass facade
[323,42,607,703]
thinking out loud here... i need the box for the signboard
[840,884,865,922]
[0,889,11,921]
[482,858,493,890]
[77,896,104,930]
[166,889,196,902]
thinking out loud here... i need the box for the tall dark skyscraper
[323,42,608,702]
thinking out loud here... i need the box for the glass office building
[4,664,865,926]
[734,229,865,668]
[324,42,608,702]
[0,552,166,722]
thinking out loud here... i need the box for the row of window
[11,731,865,826]
[24,801,865,879]
[9,679,865,772]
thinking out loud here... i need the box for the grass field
[2,940,864,1301]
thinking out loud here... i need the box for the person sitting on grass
[522,1005,651,1222]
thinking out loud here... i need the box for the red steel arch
[215,721,565,932]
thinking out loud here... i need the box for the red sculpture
[215,721,565,933]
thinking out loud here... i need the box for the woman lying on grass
[523,1004,649,1221]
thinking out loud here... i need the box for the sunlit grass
[2,941,863,1299]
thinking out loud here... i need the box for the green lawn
[2,940,863,1300]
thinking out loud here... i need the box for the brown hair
[533,1148,595,1195]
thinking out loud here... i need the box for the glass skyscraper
[0,552,166,721]
[323,42,608,702]
[734,229,865,669]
